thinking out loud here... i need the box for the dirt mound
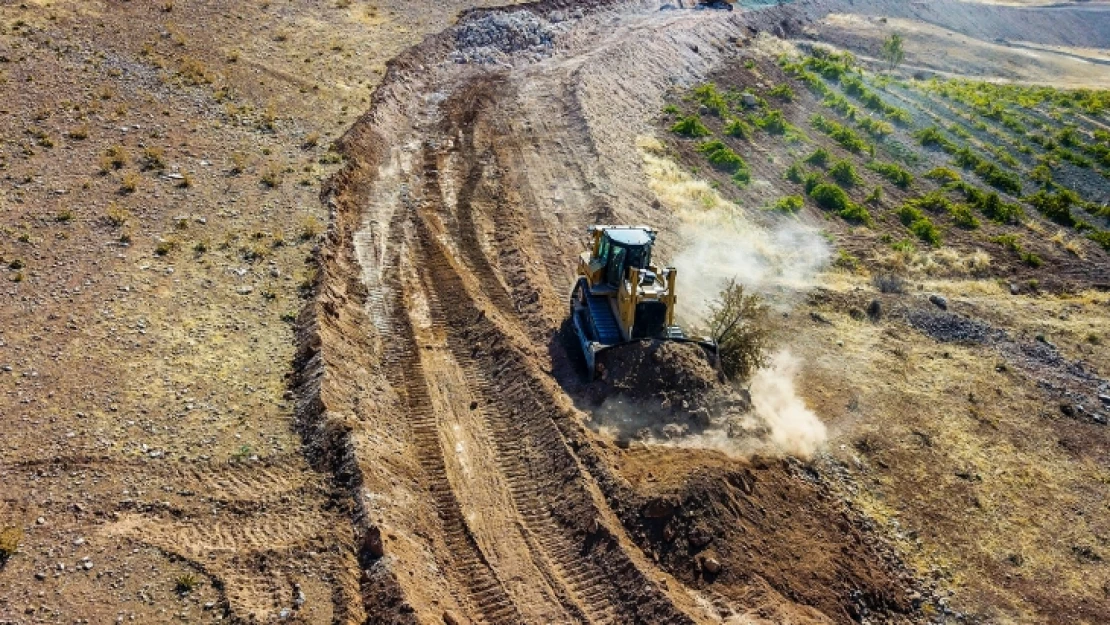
[599,449,922,623]
[596,340,722,403]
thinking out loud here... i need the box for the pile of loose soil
[583,341,756,444]
[594,340,722,403]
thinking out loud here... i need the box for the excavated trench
[285,0,1033,621]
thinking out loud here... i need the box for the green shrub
[991,234,1022,252]
[838,202,874,226]
[829,160,863,187]
[914,126,955,152]
[1020,251,1043,267]
[785,162,805,183]
[662,103,680,115]
[865,186,883,205]
[706,279,770,380]
[898,204,941,246]
[948,203,980,229]
[770,195,805,213]
[768,84,796,102]
[924,167,961,183]
[693,83,730,117]
[810,183,851,212]
[698,140,745,172]
[858,117,894,137]
[1087,230,1110,251]
[804,148,830,168]
[867,161,913,189]
[755,110,790,135]
[811,115,869,153]
[1027,189,1078,227]
[671,115,710,137]
[803,171,824,194]
[724,118,753,140]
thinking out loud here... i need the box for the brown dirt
[3,0,1107,623]
[301,0,929,622]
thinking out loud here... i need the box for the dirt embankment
[296,0,930,622]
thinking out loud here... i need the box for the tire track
[410,192,694,624]
[370,140,526,624]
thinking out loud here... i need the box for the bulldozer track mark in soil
[410,173,694,623]
[367,140,529,624]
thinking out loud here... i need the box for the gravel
[452,11,567,65]
[905,310,1003,344]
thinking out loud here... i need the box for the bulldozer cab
[597,227,654,289]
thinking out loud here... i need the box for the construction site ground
[1,1,1108,624]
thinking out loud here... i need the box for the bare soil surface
[3,0,1108,623]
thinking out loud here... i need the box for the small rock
[1060,404,1076,418]
[83,560,93,570]
[703,557,722,574]
[34,572,45,581]
[293,584,305,608]
[236,286,253,295]
[1097,394,1110,407]
[929,295,948,310]
[1009,283,1020,295]
[73,537,85,546]
[867,299,882,320]
[36,516,45,525]
[203,602,215,611]
[741,92,758,108]
[443,611,465,625]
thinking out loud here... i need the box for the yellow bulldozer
[570,225,716,377]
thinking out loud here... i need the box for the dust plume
[636,136,829,322]
[749,350,826,458]
[634,136,829,458]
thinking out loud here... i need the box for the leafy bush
[698,140,744,172]
[925,167,961,183]
[671,115,710,137]
[1027,189,1078,226]
[867,161,913,188]
[991,234,1022,252]
[706,279,770,380]
[1087,230,1110,251]
[662,103,680,115]
[724,118,753,140]
[803,171,824,194]
[810,183,851,211]
[829,160,863,187]
[770,195,805,213]
[948,203,980,229]
[857,117,894,137]
[865,186,883,205]
[693,83,730,117]
[811,115,869,153]
[914,126,956,152]
[755,110,790,135]
[1020,251,1044,267]
[898,204,941,246]
[804,148,830,168]
[810,183,873,225]
[785,162,805,183]
[768,84,796,102]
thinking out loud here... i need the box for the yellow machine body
[569,225,711,376]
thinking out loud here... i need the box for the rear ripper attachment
[570,225,717,378]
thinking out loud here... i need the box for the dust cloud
[637,136,829,321]
[634,135,829,458]
[749,350,827,458]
